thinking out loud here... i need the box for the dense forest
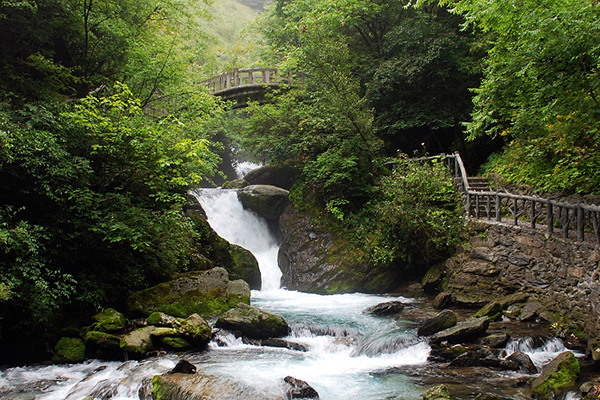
[1,0,599,362]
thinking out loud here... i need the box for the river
[0,181,582,400]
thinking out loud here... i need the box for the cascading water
[0,182,585,400]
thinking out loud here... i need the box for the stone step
[467,177,490,191]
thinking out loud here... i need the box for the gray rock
[127,267,250,318]
[363,301,405,315]
[284,376,319,399]
[120,326,156,355]
[423,384,453,400]
[243,164,300,190]
[152,373,285,400]
[418,310,458,336]
[504,351,537,374]
[237,185,289,220]
[433,292,453,309]
[216,303,290,339]
[431,317,490,344]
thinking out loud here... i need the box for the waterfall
[192,188,282,292]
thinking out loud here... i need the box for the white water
[0,187,585,400]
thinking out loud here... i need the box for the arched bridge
[201,68,306,108]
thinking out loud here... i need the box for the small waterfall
[504,337,583,370]
[193,188,282,291]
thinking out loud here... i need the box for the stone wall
[443,221,600,339]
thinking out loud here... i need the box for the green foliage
[348,157,464,265]
[0,85,222,343]
[424,0,600,194]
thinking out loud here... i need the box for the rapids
[0,184,584,400]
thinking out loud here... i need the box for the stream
[0,178,582,400]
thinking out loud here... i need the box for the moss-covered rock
[190,216,261,290]
[222,179,249,189]
[174,313,212,346]
[120,326,156,356]
[216,303,290,339]
[91,308,127,332]
[53,337,86,364]
[237,184,289,220]
[159,337,192,350]
[476,300,503,321]
[530,351,580,399]
[127,267,250,318]
[423,384,453,400]
[152,372,285,400]
[418,310,458,336]
[431,317,490,344]
[84,330,120,349]
[243,163,300,190]
[421,264,446,294]
[146,312,177,327]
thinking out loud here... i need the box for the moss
[92,308,126,332]
[531,352,580,399]
[53,337,86,363]
[84,331,120,348]
[160,336,191,349]
[476,300,503,321]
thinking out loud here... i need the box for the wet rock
[222,179,249,189]
[152,373,284,400]
[586,338,600,363]
[478,332,510,349]
[146,312,177,327]
[418,310,457,337]
[423,384,453,400]
[475,301,503,321]
[431,317,490,344]
[433,292,453,310]
[421,264,446,294]
[127,267,251,318]
[448,346,498,368]
[580,380,600,399]
[261,338,308,352]
[530,351,579,400]
[174,314,212,346]
[169,360,197,374]
[428,343,468,362]
[279,204,399,294]
[504,351,537,374]
[519,302,542,321]
[91,308,127,332]
[363,301,405,315]
[284,376,319,399]
[53,337,86,363]
[243,163,300,190]
[159,337,191,350]
[84,330,121,359]
[216,303,290,339]
[237,184,289,220]
[120,326,156,356]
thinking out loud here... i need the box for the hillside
[200,0,272,75]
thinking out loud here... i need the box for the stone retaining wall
[444,221,600,339]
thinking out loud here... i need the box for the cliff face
[277,204,408,294]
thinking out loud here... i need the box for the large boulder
[243,163,300,190]
[152,373,285,400]
[90,308,127,332]
[53,337,86,364]
[284,376,319,399]
[237,185,289,220]
[418,310,458,336]
[127,267,251,318]
[278,204,402,293]
[363,301,405,315]
[431,317,490,344]
[423,384,453,400]
[216,303,290,339]
[190,215,261,290]
[530,351,580,400]
[120,326,156,356]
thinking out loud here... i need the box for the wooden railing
[423,153,600,245]
[201,68,306,94]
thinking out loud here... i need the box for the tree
[421,0,600,194]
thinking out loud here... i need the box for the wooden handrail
[201,68,307,94]
[413,152,600,245]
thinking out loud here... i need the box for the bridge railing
[202,68,307,94]
[415,152,600,245]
